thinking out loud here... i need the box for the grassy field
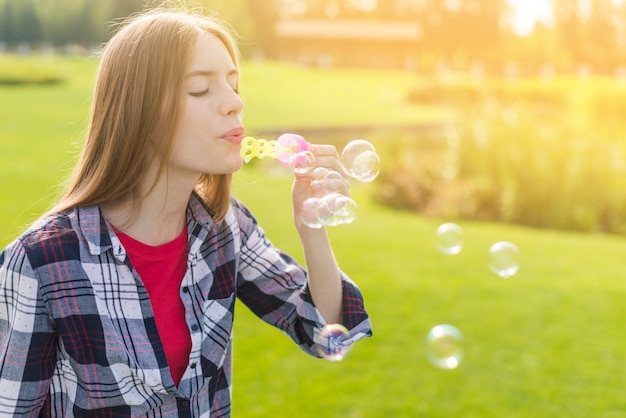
[233,168,626,418]
[1,55,626,417]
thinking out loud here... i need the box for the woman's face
[169,31,244,181]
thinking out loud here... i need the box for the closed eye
[189,88,210,97]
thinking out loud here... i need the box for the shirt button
[191,324,199,332]
[190,363,197,369]
[182,286,189,293]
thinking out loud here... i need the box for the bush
[376,77,626,234]
[0,54,66,85]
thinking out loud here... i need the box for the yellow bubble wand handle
[241,137,282,162]
[240,133,311,165]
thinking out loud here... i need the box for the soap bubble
[315,324,352,361]
[293,151,316,174]
[341,139,380,182]
[489,241,519,278]
[301,194,358,228]
[425,324,464,370]
[349,151,380,182]
[436,223,463,255]
[310,179,327,195]
[310,167,330,179]
[320,170,345,194]
[322,193,358,226]
[300,197,328,229]
[309,167,330,194]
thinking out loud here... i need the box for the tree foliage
[1,0,625,73]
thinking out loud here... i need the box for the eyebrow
[184,69,239,79]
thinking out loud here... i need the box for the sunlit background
[2,1,626,417]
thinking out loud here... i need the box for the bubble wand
[241,133,381,228]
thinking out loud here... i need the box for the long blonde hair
[48,8,240,223]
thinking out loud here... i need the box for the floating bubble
[315,323,352,361]
[310,167,329,180]
[293,151,316,174]
[310,179,327,195]
[425,324,464,370]
[333,195,358,225]
[322,193,358,226]
[320,170,345,194]
[436,223,463,255]
[301,197,328,229]
[489,241,520,278]
[341,139,380,182]
[309,168,331,194]
[301,194,358,228]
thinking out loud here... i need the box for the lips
[220,127,245,144]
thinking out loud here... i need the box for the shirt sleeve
[232,199,372,357]
[0,240,56,415]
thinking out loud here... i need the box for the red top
[115,227,191,386]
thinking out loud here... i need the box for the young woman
[0,8,372,417]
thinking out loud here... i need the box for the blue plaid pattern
[0,193,372,417]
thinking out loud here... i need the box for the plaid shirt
[0,193,372,417]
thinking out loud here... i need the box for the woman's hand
[291,144,350,231]
[290,143,346,324]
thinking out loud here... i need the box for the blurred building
[274,19,422,70]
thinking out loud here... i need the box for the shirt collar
[187,192,215,231]
[75,193,216,259]
[75,205,117,257]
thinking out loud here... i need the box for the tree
[19,0,42,44]
[583,0,621,72]
[0,0,16,46]
[0,0,41,46]
[242,0,280,57]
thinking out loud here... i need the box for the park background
[1,0,626,416]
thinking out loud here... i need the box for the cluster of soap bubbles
[427,222,521,369]
[315,323,352,362]
[298,139,380,229]
[241,134,381,229]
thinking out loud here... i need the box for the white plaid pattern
[0,193,372,416]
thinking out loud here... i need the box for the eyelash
[189,88,210,97]
[189,86,239,97]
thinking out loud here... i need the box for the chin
[218,157,244,174]
[230,156,244,172]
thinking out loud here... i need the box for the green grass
[2,55,626,417]
[232,168,626,417]
[0,55,98,243]
[240,60,448,131]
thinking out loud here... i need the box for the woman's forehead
[186,32,237,74]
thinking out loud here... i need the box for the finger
[307,145,346,176]
[308,144,339,159]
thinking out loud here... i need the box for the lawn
[1,55,626,417]
[233,167,626,417]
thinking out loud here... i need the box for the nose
[223,89,244,117]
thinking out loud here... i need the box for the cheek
[180,106,206,131]
[175,108,210,146]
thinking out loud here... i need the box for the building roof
[275,19,422,41]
